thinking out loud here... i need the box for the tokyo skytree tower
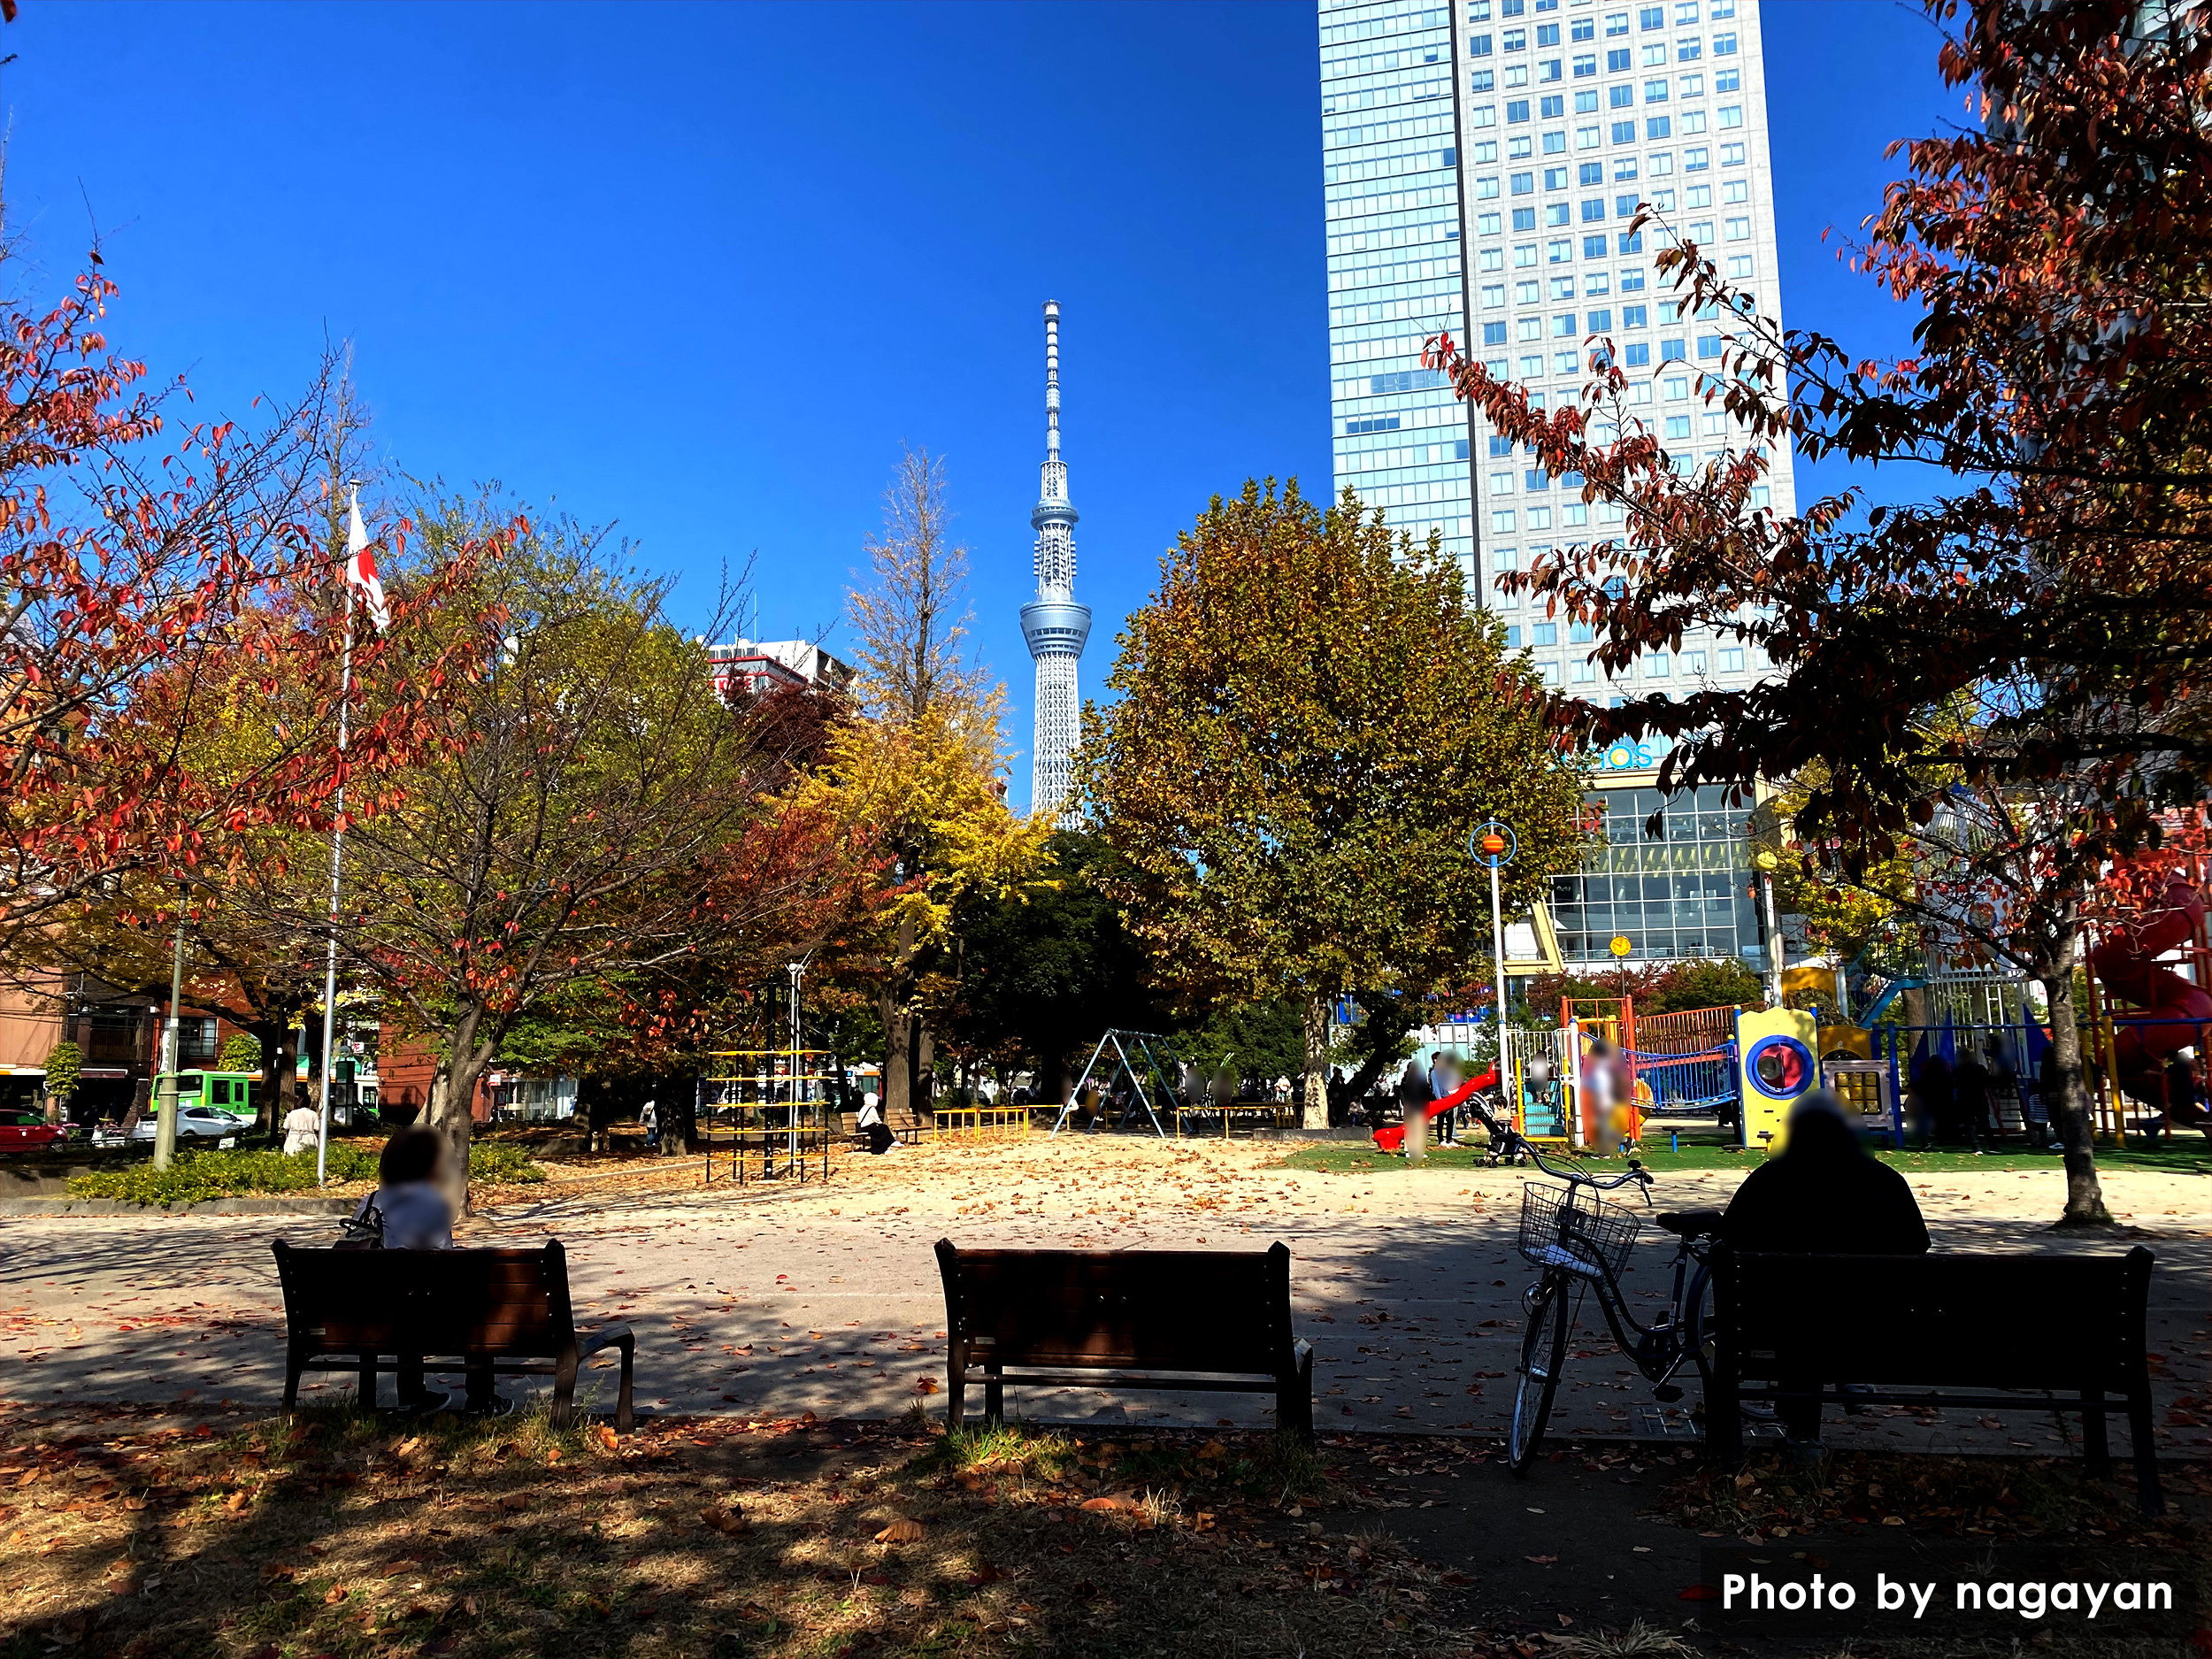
[1020,301,1091,824]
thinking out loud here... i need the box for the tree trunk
[427,1002,491,1217]
[913,1018,935,1118]
[1302,996,1331,1131]
[2039,964,2113,1228]
[254,1013,301,1139]
[879,986,911,1130]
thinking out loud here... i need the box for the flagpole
[315,492,361,1187]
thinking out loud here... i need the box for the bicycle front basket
[1517,1180,1640,1279]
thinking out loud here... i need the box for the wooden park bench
[271,1239,634,1429]
[1708,1244,2162,1512]
[933,1240,1314,1443]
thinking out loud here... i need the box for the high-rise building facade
[1318,0,1792,969]
[1021,301,1091,824]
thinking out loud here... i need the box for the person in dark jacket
[1721,1091,1930,1458]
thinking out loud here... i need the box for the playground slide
[1371,1069,1497,1153]
[2087,872,2211,1113]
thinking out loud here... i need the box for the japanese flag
[345,490,390,634]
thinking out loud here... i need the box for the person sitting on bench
[1721,1090,1929,1460]
[351,1125,456,1250]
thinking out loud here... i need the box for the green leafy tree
[1081,480,1589,1127]
[941,828,1165,1102]
[42,1041,81,1121]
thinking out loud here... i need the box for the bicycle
[1460,1090,1724,1472]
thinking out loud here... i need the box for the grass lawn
[1271,1136,2212,1178]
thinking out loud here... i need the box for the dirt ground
[7,1133,2208,1457]
[1,1402,2203,1659]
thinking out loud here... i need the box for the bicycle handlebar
[1459,1088,1654,1194]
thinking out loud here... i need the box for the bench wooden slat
[1709,1245,2161,1514]
[272,1239,634,1429]
[936,1239,1313,1444]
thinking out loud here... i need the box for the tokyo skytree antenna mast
[1020,300,1091,824]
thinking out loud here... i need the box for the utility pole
[153,883,188,1171]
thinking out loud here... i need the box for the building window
[1622,303,1647,326]
[1607,47,1632,70]
[1661,337,1686,361]
[1647,652,1671,677]
[1715,66,1739,91]
[1684,145,1709,170]
[1583,234,1608,257]
[1721,142,1745,164]
[1696,334,1722,357]
[1609,82,1633,107]
[1726,253,1754,276]
[1713,31,1736,53]
[1640,4,1663,24]
[1719,648,1745,672]
[1509,98,1531,121]
[1493,509,1518,532]
[1643,77,1668,101]
[1678,37,1701,59]
[1717,104,1743,127]
[1511,171,1534,194]
[1573,53,1596,76]
[1504,27,1527,50]
[1624,342,1650,365]
[1482,321,1509,345]
[1532,621,1559,646]
[1479,211,1503,234]
[1724,216,1750,240]
[1611,119,1636,142]
[1617,229,1643,253]
[1647,115,1671,138]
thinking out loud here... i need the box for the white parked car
[127,1106,247,1143]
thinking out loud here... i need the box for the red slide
[1372,1068,1498,1153]
[2087,873,2211,1118]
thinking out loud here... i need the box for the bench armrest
[580,1324,634,1360]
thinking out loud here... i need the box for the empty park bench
[934,1240,1314,1444]
[271,1239,634,1429]
[1708,1244,2162,1512]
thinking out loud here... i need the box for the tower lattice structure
[1020,300,1091,824]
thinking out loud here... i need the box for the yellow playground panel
[1734,1007,1819,1151]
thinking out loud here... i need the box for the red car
[0,1110,68,1152]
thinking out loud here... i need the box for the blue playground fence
[1627,1043,1739,1118]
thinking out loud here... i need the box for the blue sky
[2,1,1962,812]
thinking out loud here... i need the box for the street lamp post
[152,883,189,1171]
[1469,822,1518,1170]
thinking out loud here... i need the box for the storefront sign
[1583,739,1672,775]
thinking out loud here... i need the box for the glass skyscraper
[1318,0,1794,969]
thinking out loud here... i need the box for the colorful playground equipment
[1371,1066,1497,1153]
[1732,1005,1821,1150]
[2086,869,2211,1127]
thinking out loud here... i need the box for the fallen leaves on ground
[0,1407,1511,1659]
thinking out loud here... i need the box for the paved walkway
[4,1138,2206,1457]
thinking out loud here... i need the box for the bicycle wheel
[1508,1274,1573,1473]
[1683,1260,1717,1392]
